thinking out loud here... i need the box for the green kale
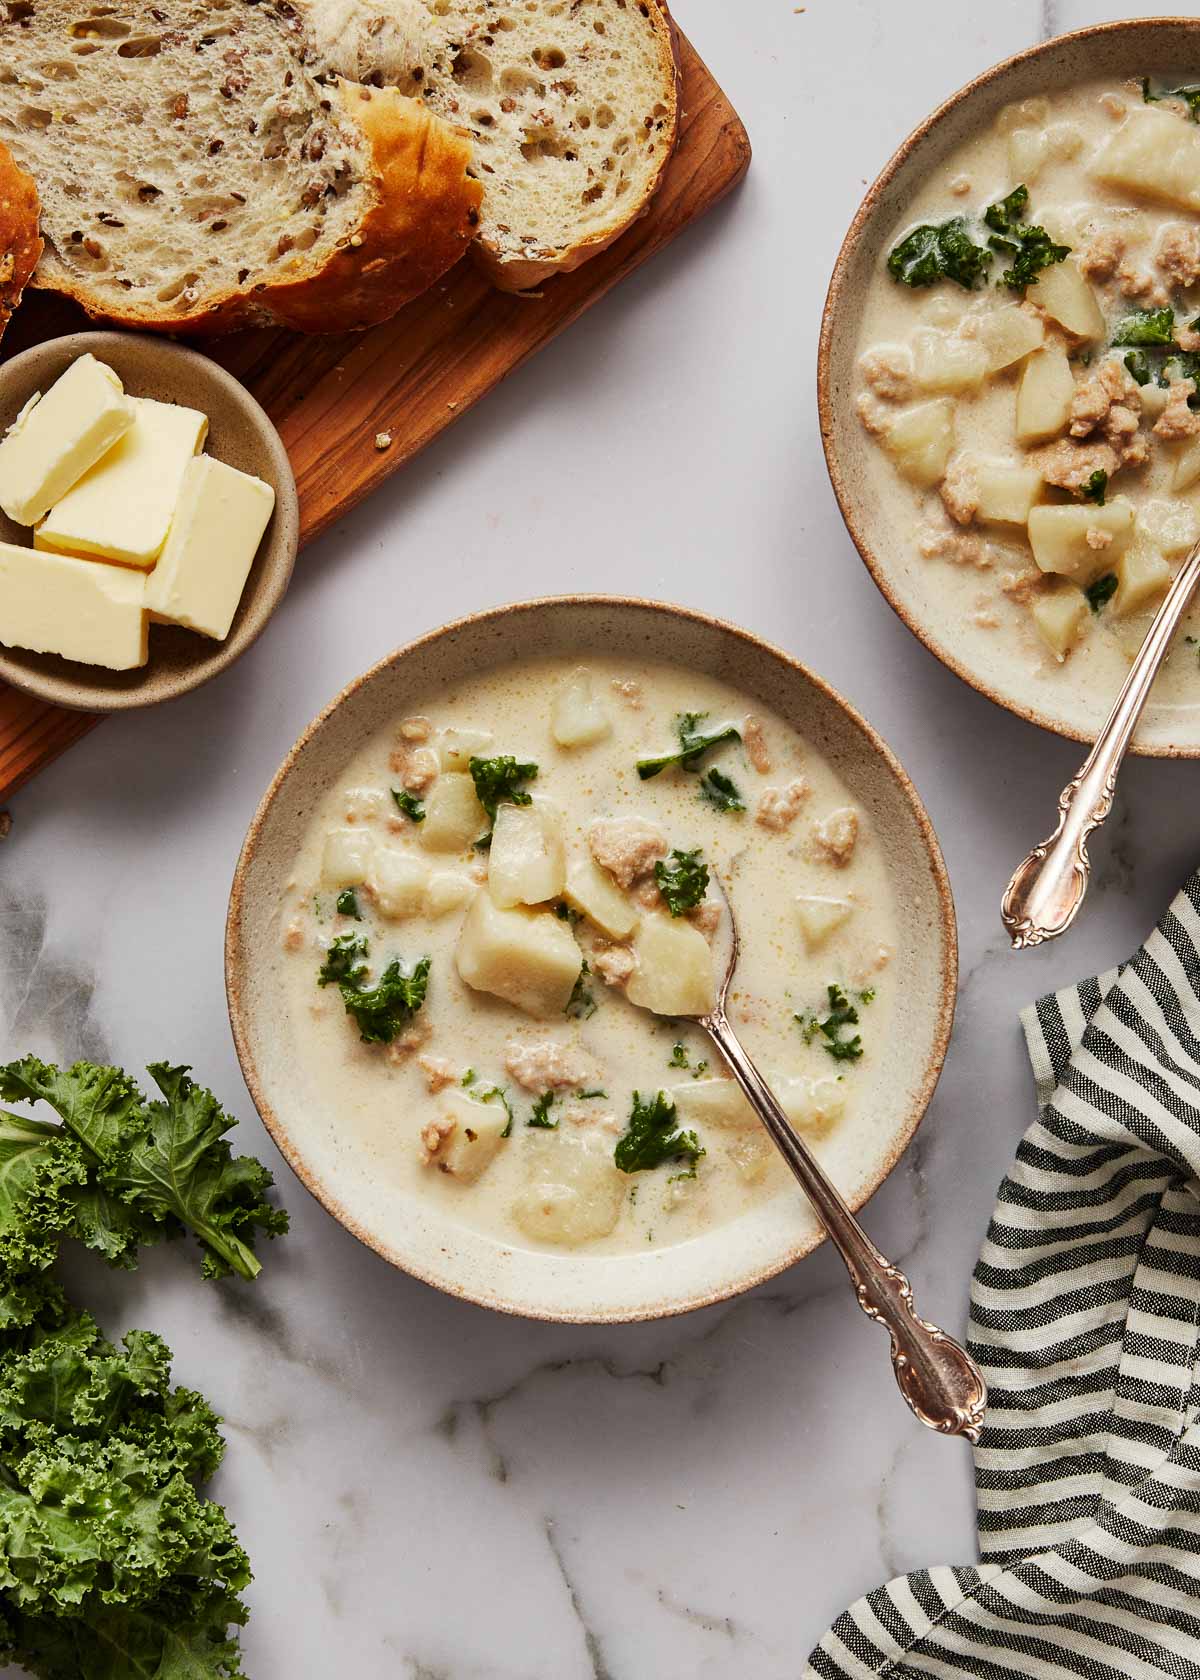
[886,217,992,290]
[461,1072,515,1137]
[336,887,362,919]
[1142,76,1200,120]
[565,962,597,1020]
[317,933,431,1044]
[0,1059,288,1283]
[699,766,746,813]
[1080,470,1108,507]
[1124,350,1152,385]
[576,1089,607,1100]
[553,901,582,923]
[1085,573,1119,614]
[1112,308,1177,347]
[654,848,709,916]
[468,755,537,825]
[636,712,741,781]
[796,984,867,1063]
[614,1091,704,1174]
[391,787,426,823]
[983,184,1070,290]
[527,1093,559,1129]
[668,1043,690,1069]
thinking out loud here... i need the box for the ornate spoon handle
[1002,537,1200,950]
[699,1008,987,1442]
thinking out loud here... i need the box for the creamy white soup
[856,78,1200,702]
[277,656,897,1256]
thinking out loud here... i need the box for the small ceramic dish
[0,329,298,711]
[226,597,957,1324]
[819,17,1200,757]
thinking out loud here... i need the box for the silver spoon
[673,874,987,1443]
[1002,535,1200,949]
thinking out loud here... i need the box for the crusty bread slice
[0,139,41,342]
[307,0,680,293]
[0,0,481,334]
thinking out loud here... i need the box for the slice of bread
[307,0,680,293]
[0,0,482,334]
[0,139,41,342]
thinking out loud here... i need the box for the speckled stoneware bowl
[819,18,1200,757]
[226,597,958,1324]
[0,329,298,710]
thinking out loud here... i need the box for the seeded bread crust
[306,0,681,295]
[0,141,41,343]
[0,1,480,335]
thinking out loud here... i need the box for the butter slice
[35,396,209,568]
[144,455,275,640]
[0,354,135,526]
[0,541,147,669]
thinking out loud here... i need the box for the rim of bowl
[225,594,959,1323]
[0,329,299,712]
[817,16,1200,761]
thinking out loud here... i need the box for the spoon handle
[1002,537,1200,950]
[700,1009,987,1442]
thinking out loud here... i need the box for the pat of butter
[0,541,147,670]
[0,354,135,526]
[35,396,209,568]
[144,455,275,640]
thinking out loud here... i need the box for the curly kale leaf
[984,184,1070,290]
[887,217,992,290]
[636,712,741,781]
[527,1093,559,1130]
[1142,76,1200,120]
[1112,308,1176,347]
[796,984,868,1063]
[335,887,362,919]
[614,1092,704,1174]
[654,848,709,916]
[468,755,538,847]
[1079,469,1108,507]
[1085,572,1119,614]
[565,962,596,1021]
[0,1059,288,1285]
[317,934,431,1046]
[699,766,745,813]
[391,788,425,824]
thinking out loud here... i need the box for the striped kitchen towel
[808,873,1200,1680]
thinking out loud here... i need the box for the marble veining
[4,2,1199,1675]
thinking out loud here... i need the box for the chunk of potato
[882,399,955,488]
[1030,581,1088,660]
[369,848,428,919]
[322,827,375,888]
[1025,258,1104,341]
[977,304,1044,373]
[911,330,989,395]
[1008,126,1049,182]
[974,458,1042,525]
[1112,536,1172,619]
[1016,344,1075,444]
[1028,499,1136,582]
[1093,105,1200,214]
[728,1132,773,1185]
[426,872,475,916]
[488,800,565,908]
[794,893,854,951]
[420,772,483,852]
[1172,436,1200,494]
[512,1130,625,1245]
[669,1074,846,1136]
[1137,497,1198,560]
[455,892,583,1018]
[562,854,638,939]
[431,1090,509,1184]
[626,913,716,1017]
[440,728,494,771]
[1138,381,1171,423]
[551,667,612,748]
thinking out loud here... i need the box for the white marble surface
[5,2,1200,1674]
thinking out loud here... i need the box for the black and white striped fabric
[808,875,1200,1680]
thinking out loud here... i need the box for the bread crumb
[375,431,392,450]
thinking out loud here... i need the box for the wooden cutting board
[0,29,748,805]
